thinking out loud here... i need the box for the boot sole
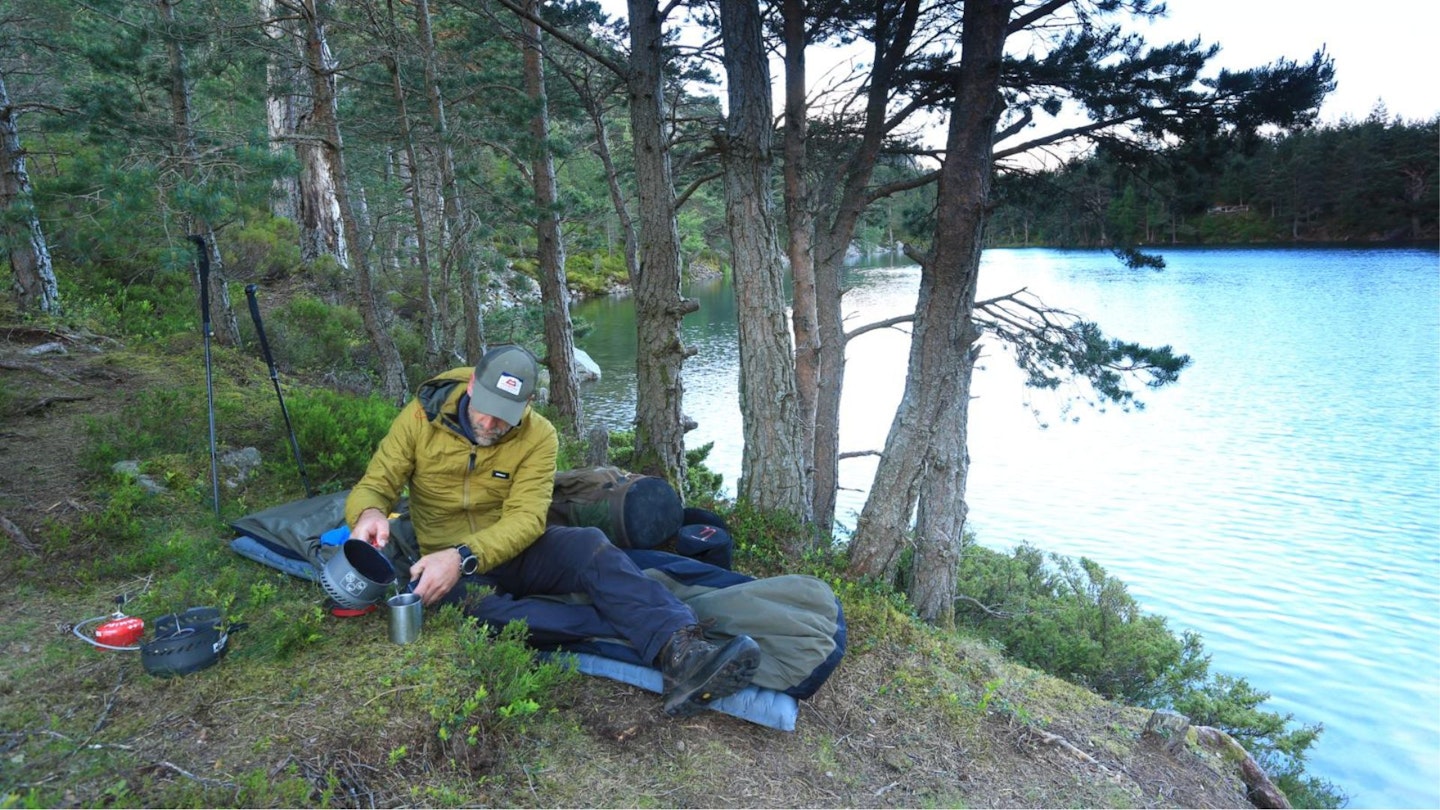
[663,635,761,717]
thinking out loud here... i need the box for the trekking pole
[245,284,314,497]
[188,234,222,519]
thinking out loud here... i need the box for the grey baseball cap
[471,346,537,425]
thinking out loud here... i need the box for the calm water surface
[574,246,1440,808]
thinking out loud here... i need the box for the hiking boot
[658,625,761,717]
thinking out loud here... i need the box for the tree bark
[298,0,408,404]
[288,0,349,265]
[158,0,241,347]
[781,0,818,515]
[847,0,1008,623]
[414,0,480,362]
[0,70,60,315]
[624,0,691,491]
[522,0,584,437]
[719,0,810,519]
[806,0,922,531]
[262,0,302,224]
[379,4,441,365]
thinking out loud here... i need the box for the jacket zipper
[466,447,477,533]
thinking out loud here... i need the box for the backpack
[546,466,683,550]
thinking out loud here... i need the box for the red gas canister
[95,615,145,646]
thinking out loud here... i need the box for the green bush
[1173,674,1344,807]
[1194,210,1283,243]
[958,546,1208,705]
[285,389,398,491]
[58,275,194,340]
[261,294,366,374]
[562,249,630,297]
[728,500,844,579]
[430,617,572,747]
[955,542,1344,808]
[596,433,724,506]
[223,215,302,281]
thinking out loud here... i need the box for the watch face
[457,546,477,575]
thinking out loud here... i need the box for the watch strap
[454,544,478,575]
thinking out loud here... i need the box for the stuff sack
[546,466,682,550]
[674,523,733,570]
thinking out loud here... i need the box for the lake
[572,245,1440,808]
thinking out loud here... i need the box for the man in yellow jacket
[345,346,760,717]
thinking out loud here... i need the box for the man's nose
[475,413,500,430]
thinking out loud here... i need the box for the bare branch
[845,313,914,342]
[0,513,38,553]
[1008,0,1077,35]
[675,169,722,208]
[867,169,940,206]
[956,594,1015,619]
[488,0,627,78]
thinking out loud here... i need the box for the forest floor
[0,323,1264,808]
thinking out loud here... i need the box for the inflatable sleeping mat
[229,494,844,731]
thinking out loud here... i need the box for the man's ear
[466,375,476,396]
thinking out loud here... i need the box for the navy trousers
[435,524,694,664]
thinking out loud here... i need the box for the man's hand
[408,548,462,606]
[351,508,390,548]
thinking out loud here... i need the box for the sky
[1138,0,1439,124]
[605,0,1439,126]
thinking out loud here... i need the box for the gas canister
[94,615,145,646]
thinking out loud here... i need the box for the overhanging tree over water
[818,0,1333,626]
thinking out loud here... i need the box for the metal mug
[387,592,422,644]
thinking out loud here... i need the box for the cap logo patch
[495,371,524,397]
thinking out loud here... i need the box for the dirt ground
[0,325,1266,808]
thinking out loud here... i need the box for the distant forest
[983,114,1439,248]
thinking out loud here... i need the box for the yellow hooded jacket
[343,367,558,572]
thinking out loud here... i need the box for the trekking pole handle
[245,284,280,377]
[189,234,211,333]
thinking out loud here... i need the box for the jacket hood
[415,367,529,443]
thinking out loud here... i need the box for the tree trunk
[522,1,584,437]
[624,0,691,491]
[380,16,441,364]
[0,71,60,315]
[564,60,639,281]
[806,0,922,530]
[262,0,302,224]
[299,0,407,404]
[847,0,1008,623]
[415,0,478,361]
[158,0,241,348]
[719,0,810,519]
[911,361,970,628]
[781,0,818,509]
[292,0,348,265]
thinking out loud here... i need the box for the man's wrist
[454,544,479,576]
